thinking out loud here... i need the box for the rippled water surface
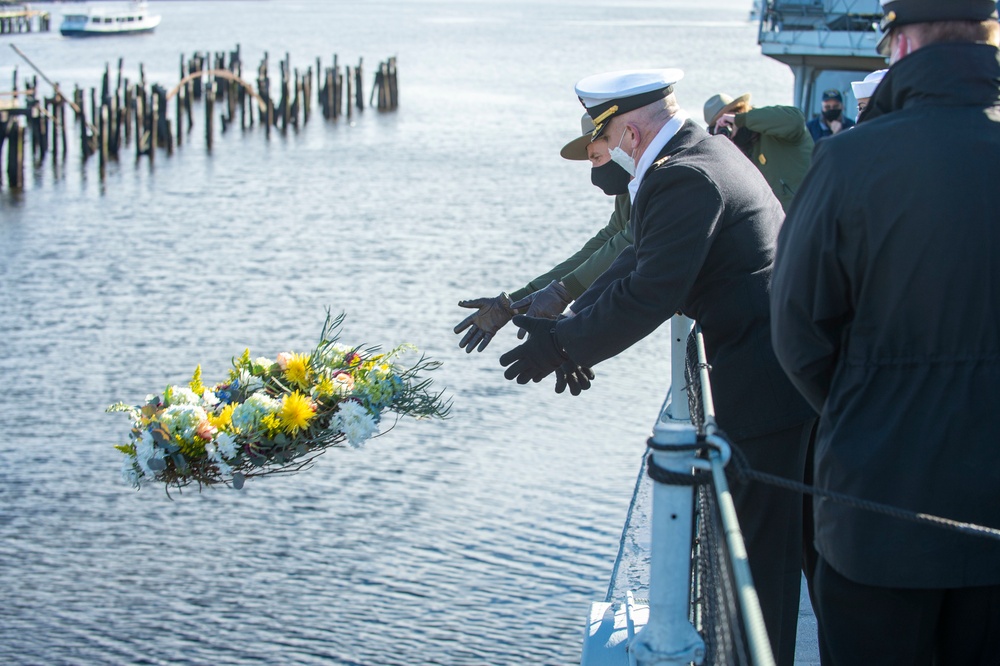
[0,2,793,663]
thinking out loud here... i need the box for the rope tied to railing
[722,434,1000,543]
[646,427,1000,542]
[645,435,713,486]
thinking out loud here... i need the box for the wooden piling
[205,81,214,151]
[345,65,352,119]
[355,58,364,111]
[59,94,67,158]
[0,112,7,188]
[280,58,290,132]
[73,86,83,122]
[123,79,133,146]
[387,57,398,109]
[134,83,146,159]
[99,103,109,175]
[303,66,311,123]
[176,82,183,148]
[149,85,159,149]
[28,97,41,161]
[7,120,24,189]
[334,57,343,119]
[291,68,300,128]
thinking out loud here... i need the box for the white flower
[120,455,142,488]
[135,430,164,478]
[254,356,274,368]
[159,404,209,441]
[201,389,219,406]
[216,432,238,459]
[332,401,378,448]
[230,393,280,432]
[168,386,201,406]
[237,369,264,394]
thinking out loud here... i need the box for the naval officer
[771,0,1000,662]
[498,69,815,665]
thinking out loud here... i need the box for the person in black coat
[499,69,816,666]
[770,1,1000,663]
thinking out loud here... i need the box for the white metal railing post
[668,315,693,422]
[629,315,705,665]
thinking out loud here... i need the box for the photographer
[703,93,814,212]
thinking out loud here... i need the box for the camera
[714,124,733,139]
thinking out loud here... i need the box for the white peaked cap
[574,68,684,138]
[851,69,888,100]
[574,68,685,109]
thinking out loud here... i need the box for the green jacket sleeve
[735,106,809,143]
[561,194,633,298]
[509,193,632,301]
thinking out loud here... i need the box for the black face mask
[591,160,631,196]
[822,107,842,122]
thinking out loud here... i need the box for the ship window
[128,17,135,21]
[104,17,113,23]
[92,17,100,23]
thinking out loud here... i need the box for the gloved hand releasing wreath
[499,315,594,394]
[453,292,517,353]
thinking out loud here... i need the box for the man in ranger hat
[452,114,632,394]
[498,68,816,665]
[771,0,1000,662]
[703,92,814,212]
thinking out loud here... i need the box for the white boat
[60,1,160,37]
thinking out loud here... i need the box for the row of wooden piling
[0,46,400,190]
[0,8,51,34]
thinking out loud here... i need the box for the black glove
[499,315,570,384]
[454,293,516,353]
[554,362,595,396]
[510,280,573,339]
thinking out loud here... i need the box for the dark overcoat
[771,43,1000,587]
[559,120,814,441]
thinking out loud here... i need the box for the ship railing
[757,0,880,50]
[581,315,774,666]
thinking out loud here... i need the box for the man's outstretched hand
[555,362,595,396]
[499,315,570,384]
[510,281,573,339]
[454,293,516,353]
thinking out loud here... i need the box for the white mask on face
[609,126,636,177]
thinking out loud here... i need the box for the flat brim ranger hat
[574,68,684,140]
[877,0,999,55]
[560,113,597,161]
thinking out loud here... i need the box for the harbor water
[0,1,798,663]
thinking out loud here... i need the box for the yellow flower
[209,404,235,430]
[260,413,282,436]
[189,365,205,396]
[283,353,312,389]
[315,375,336,398]
[279,391,316,435]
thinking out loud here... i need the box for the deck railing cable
[600,315,1000,666]
[685,323,1000,545]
